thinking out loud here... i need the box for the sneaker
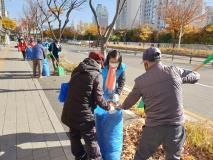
[38,76,43,79]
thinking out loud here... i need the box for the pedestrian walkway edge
[25,63,73,160]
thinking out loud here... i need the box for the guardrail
[66,43,213,67]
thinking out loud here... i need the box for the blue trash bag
[42,59,50,76]
[95,106,123,160]
[58,83,69,103]
[26,47,32,60]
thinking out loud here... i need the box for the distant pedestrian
[32,39,45,78]
[61,51,115,160]
[29,37,36,48]
[48,39,62,74]
[18,38,28,60]
[43,39,50,49]
[25,44,33,60]
[118,47,200,160]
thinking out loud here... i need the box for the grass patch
[58,55,77,73]
[107,44,212,58]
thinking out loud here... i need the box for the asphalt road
[38,44,213,129]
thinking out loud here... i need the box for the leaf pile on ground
[122,120,213,160]
[58,55,77,73]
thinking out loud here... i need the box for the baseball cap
[89,51,104,67]
[143,47,161,61]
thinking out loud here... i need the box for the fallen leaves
[122,120,213,160]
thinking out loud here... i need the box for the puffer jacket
[61,58,110,128]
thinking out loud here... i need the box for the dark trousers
[50,55,59,72]
[70,122,102,160]
[134,125,186,160]
[22,51,26,60]
[33,60,42,77]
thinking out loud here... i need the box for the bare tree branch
[89,0,127,54]
[37,0,86,41]
[89,0,101,36]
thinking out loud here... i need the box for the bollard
[189,53,192,64]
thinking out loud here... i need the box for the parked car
[68,40,82,45]
[89,41,100,47]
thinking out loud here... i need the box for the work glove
[108,105,116,114]
[113,94,119,102]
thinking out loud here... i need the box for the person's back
[32,40,45,78]
[61,52,114,160]
[62,58,101,126]
[136,63,186,127]
[32,44,44,60]
[121,47,200,160]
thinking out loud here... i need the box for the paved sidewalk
[0,46,74,160]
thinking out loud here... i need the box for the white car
[68,40,82,45]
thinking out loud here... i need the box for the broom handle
[50,53,60,66]
[193,63,205,71]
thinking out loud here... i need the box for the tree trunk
[178,25,183,49]
[100,37,107,57]
[172,31,178,48]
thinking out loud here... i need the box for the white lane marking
[196,83,213,89]
[125,83,213,91]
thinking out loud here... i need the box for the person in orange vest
[18,38,28,61]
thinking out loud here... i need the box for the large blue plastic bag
[58,83,69,103]
[95,106,123,160]
[42,59,50,76]
[26,47,32,60]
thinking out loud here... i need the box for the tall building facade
[140,0,166,30]
[116,0,207,30]
[93,4,109,28]
[116,0,141,29]
[0,0,5,17]
[0,0,3,32]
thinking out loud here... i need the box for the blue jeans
[134,125,186,160]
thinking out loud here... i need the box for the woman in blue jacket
[102,50,126,102]
[95,50,126,159]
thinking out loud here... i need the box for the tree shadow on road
[0,58,23,61]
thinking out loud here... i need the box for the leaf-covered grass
[107,44,212,58]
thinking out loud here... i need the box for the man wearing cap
[119,47,200,160]
[61,51,115,160]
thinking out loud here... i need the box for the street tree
[36,0,86,41]
[160,0,206,48]
[2,18,16,31]
[22,2,37,37]
[23,0,47,40]
[89,0,127,55]
[84,24,98,36]
[139,25,153,42]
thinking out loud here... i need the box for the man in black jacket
[48,39,62,73]
[61,51,115,160]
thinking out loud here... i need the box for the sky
[5,0,213,25]
[5,0,116,25]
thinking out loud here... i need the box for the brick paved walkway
[0,46,74,160]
